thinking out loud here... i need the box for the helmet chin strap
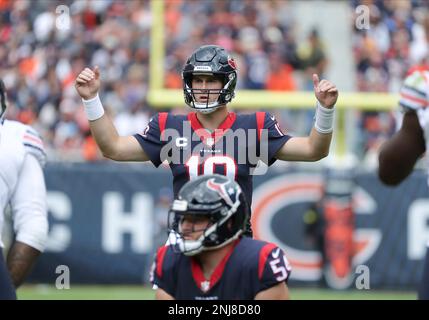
[192,100,221,114]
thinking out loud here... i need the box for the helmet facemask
[183,72,236,114]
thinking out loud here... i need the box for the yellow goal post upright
[147,0,399,158]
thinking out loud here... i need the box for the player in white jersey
[378,67,429,300]
[0,80,48,299]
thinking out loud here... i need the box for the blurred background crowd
[0,0,428,162]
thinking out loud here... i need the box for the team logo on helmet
[228,57,237,70]
[169,174,248,256]
[207,178,234,207]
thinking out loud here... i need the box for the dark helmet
[168,174,249,256]
[182,45,238,113]
[0,80,7,120]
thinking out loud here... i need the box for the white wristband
[314,101,335,134]
[82,94,105,121]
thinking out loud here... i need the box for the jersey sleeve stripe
[399,92,429,108]
[23,134,44,147]
[258,243,277,280]
[25,128,42,138]
[158,112,168,140]
[402,85,427,99]
[274,123,284,136]
[23,143,46,156]
[399,100,422,111]
[256,112,265,141]
[156,245,169,278]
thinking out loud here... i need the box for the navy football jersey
[134,112,291,205]
[150,237,291,300]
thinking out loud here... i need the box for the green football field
[17,285,416,300]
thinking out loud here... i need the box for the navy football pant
[418,247,429,300]
[0,250,16,300]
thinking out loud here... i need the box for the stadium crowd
[0,0,427,162]
[352,0,429,160]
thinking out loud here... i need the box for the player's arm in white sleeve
[7,154,48,288]
[75,66,149,162]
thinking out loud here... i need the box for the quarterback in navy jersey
[150,175,291,300]
[133,110,289,204]
[76,44,338,220]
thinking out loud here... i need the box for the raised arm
[378,110,426,185]
[276,74,338,161]
[75,67,149,161]
[379,69,428,186]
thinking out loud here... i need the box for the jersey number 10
[186,155,237,180]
